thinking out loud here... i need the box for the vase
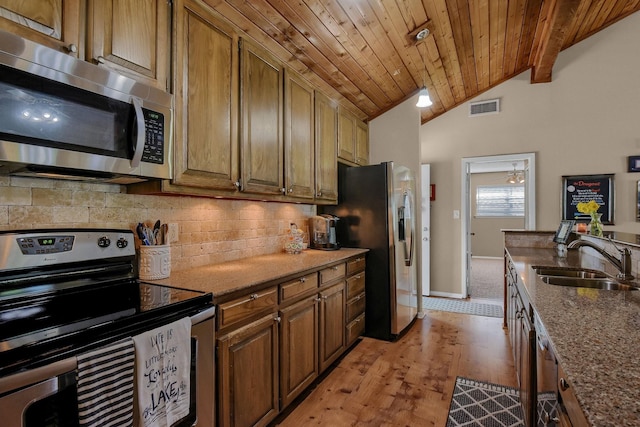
[589,213,603,237]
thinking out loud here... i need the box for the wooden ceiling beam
[530,0,582,83]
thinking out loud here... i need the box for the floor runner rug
[423,297,504,318]
[446,377,524,427]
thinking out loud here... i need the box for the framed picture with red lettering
[562,174,615,224]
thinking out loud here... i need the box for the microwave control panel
[141,108,165,164]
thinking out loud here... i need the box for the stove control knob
[97,236,111,248]
[116,237,129,249]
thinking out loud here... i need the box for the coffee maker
[308,214,340,250]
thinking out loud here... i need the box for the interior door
[421,164,431,296]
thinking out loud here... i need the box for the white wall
[369,97,423,300]
[421,11,640,295]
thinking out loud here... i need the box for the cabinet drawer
[347,256,365,275]
[346,272,365,300]
[280,273,318,303]
[346,293,365,323]
[346,313,365,345]
[218,286,278,330]
[319,263,345,285]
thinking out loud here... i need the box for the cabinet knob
[322,295,329,300]
[96,56,106,64]
[315,297,322,302]
[233,180,241,190]
[355,275,362,279]
[300,277,306,283]
[317,191,322,197]
[274,316,281,323]
[66,43,78,54]
[332,266,338,271]
[249,293,259,300]
[288,188,293,193]
[559,378,569,391]
[280,187,286,194]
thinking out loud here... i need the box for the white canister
[138,245,171,280]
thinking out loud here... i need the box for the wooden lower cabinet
[319,281,346,371]
[279,295,319,408]
[217,313,280,427]
[217,256,365,427]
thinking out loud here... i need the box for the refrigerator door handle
[400,193,414,266]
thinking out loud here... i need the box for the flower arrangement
[576,200,603,236]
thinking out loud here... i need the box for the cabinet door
[172,0,239,191]
[280,295,318,408]
[87,0,170,90]
[337,108,355,162]
[319,281,345,372]
[240,39,284,196]
[284,70,314,199]
[519,310,536,427]
[217,313,279,427]
[314,91,338,202]
[355,119,369,166]
[0,0,81,55]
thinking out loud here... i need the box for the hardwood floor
[272,310,517,426]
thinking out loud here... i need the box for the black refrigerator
[320,162,418,341]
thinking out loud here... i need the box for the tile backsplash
[0,176,315,271]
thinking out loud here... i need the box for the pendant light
[415,29,433,108]
[506,163,525,184]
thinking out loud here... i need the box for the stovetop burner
[0,229,212,377]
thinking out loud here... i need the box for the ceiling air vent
[469,99,500,116]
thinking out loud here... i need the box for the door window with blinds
[476,185,525,217]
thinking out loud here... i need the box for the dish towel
[76,338,135,427]
[133,317,191,427]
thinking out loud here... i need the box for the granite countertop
[143,248,369,302]
[505,246,640,427]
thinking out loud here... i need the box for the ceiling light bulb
[416,87,432,108]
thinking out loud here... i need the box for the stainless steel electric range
[0,229,215,427]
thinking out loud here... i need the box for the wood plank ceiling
[204,0,640,124]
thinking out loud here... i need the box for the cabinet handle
[315,297,322,302]
[559,378,569,391]
[356,257,363,262]
[280,187,286,194]
[322,295,329,300]
[332,266,338,271]
[96,56,106,64]
[317,191,322,197]
[300,277,306,283]
[274,316,281,323]
[249,293,259,300]
[516,311,523,319]
[233,180,241,190]
[66,43,77,54]
[288,188,293,193]
[355,275,362,279]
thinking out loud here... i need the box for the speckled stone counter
[505,245,640,426]
[142,248,369,302]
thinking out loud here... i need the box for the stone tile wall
[0,176,315,271]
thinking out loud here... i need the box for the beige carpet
[469,257,503,303]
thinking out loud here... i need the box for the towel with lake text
[133,317,191,427]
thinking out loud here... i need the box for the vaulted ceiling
[204,0,640,124]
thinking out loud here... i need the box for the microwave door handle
[131,97,145,168]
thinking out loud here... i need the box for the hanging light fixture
[415,29,432,108]
[506,163,525,184]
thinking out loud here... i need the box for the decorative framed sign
[562,174,614,224]
[553,220,575,244]
[629,156,640,172]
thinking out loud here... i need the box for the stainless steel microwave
[0,30,172,184]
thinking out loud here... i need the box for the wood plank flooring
[272,310,517,426]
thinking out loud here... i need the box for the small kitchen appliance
[308,214,340,250]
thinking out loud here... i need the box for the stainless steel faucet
[567,238,634,280]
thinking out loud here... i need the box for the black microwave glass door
[0,64,132,159]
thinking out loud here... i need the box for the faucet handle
[607,237,631,255]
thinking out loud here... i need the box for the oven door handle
[0,376,60,426]
[190,306,215,325]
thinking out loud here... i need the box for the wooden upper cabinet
[284,70,315,200]
[338,107,369,166]
[0,0,82,56]
[172,0,239,191]
[355,119,369,166]
[86,0,170,90]
[314,91,338,202]
[240,38,284,196]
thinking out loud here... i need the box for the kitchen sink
[532,266,608,279]
[540,275,638,291]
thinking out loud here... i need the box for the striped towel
[76,338,135,427]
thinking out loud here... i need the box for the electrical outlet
[167,223,179,243]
